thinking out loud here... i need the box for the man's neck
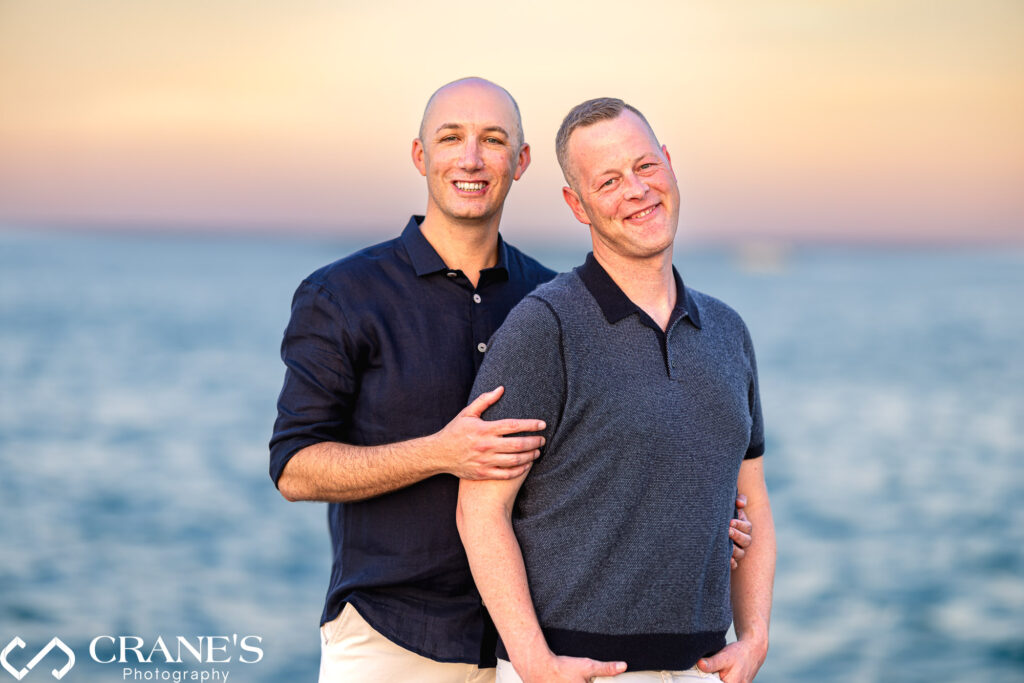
[593,245,677,331]
[419,212,502,288]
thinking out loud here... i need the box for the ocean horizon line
[2,219,1022,252]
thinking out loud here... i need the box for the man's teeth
[631,205,656,219]
[455,181,485,191]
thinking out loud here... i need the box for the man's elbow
[276,473,300,502]
[276,460,311,502]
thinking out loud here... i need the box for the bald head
[419,77,524,148]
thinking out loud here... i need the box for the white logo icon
[1,638,75,680]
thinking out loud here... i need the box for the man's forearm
[730,486,776,654]
[275,387,545,503]
[456,484,551,672]
[277,436,443,503]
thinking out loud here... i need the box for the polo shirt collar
[399,215,510,280]
[575,252,702,329]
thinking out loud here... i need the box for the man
[270,79,753,682]
[457,98,775,683]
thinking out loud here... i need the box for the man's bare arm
[456,476,627,683]
[698,457,776,683]
[278,386,545,503]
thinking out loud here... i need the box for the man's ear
[411,138,427,177]
[513,142,531,181]
[662,144,675,175]
[562,186,591,226]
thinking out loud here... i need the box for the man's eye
[601,178,616,188]
[484,137,504,145]
[440,135,458,142]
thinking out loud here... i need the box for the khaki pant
[496,658,722,682]
[319,603,496,683]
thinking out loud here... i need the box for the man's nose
[622,173,649,200]
[458,139,484,170]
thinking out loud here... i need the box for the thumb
[585,659,627,677]
[462,386,504,417]
[697,652,726,673]
[735,493,748,509]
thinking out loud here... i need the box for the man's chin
[444,206,501,223]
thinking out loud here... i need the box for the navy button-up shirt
[270,216,555,664]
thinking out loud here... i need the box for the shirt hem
[496,627,727,671]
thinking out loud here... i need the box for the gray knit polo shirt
[470,253,765,671]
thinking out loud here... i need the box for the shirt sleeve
[743,323,765,460]
[269,279,359,486]
[469,295,566,450]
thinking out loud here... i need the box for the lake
[1,229,1021,682]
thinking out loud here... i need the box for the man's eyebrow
[433,123,510,138]
[594,153,658,179]
[480,126,511,137]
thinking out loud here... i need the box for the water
[1,229,1022,682]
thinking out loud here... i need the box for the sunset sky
[0,0,1022,244]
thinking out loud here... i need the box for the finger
[583,659,627,677]
[731,512,751,533]
[729,525,752,551]
[730,558,738,570]
[481,463,532,481]
[489,417,547,436]
[730,520,752,538]
[461,386,504,417]
[730,544,746,562]
[493,450,541,468]
[697,654,724,673]
[735,493,748,509]
[698,644,736,673]
[496,435,545,454]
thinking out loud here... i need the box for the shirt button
[447,271,458,278]
[473,293,482,303]
[477,342,487,353]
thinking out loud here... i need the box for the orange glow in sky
[1,0,1022,244]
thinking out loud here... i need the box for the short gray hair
[555,97,654,186]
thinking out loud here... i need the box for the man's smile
[626,202,661,222]
[453,180,488,193]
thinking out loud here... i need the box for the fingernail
[540,437,546,446]
[538,421,546,430]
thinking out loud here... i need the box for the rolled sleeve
[269,280,358,485]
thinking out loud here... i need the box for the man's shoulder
[524,271,582,307]
[493,273,578,335]
[502,240,558,286]
[299,235,402,299]
[308,236,398,281]
[686,287,754,342]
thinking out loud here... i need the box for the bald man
[269,79,753,683]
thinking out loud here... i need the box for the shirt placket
[469,284,491,372]
[443,268,492,371]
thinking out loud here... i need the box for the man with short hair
[457,98,776,683]
[271,80,754,682]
